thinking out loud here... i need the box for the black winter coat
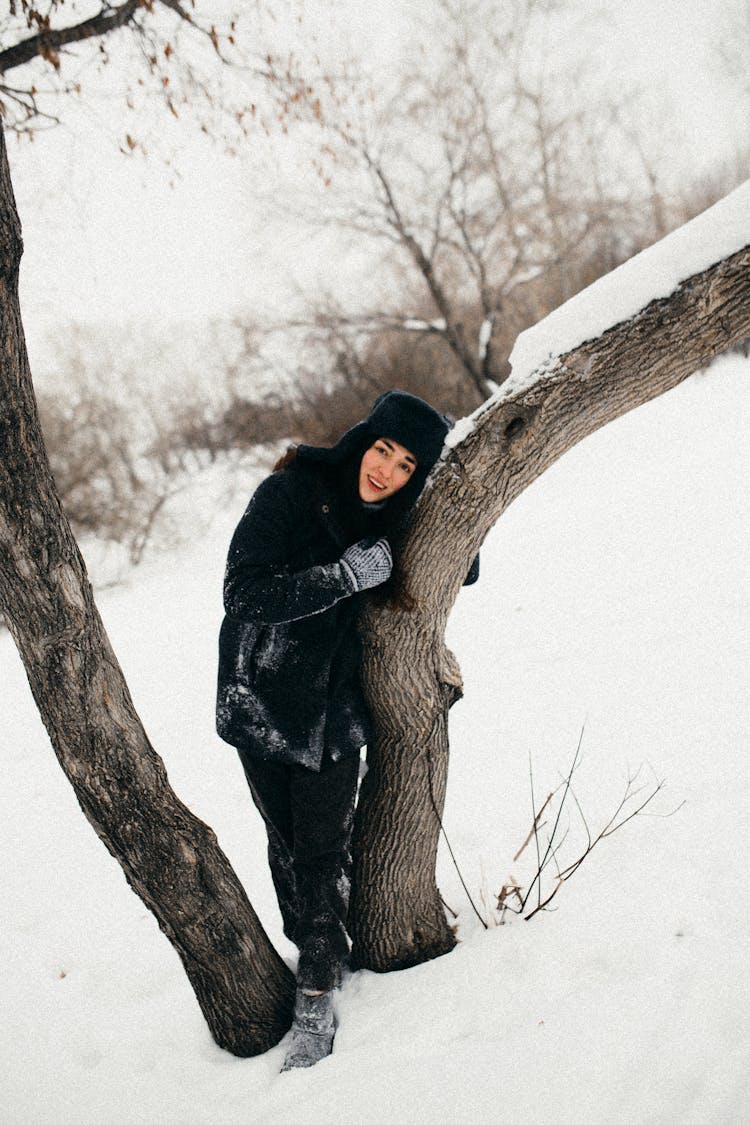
[216,457,380,771]
[216,451,479,772]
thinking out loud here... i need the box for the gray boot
[280,989,335,1072]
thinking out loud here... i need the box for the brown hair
[273,443,298,472]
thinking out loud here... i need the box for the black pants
[237,746,360,992]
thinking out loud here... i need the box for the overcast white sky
[5,0,747,377]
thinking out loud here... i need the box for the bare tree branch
[0,0,142,74]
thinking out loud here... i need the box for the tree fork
[352,236,750,973]
[0,123,293,1057]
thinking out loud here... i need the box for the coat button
[322,504,330,513]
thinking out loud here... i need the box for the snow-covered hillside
[2,352,749,1124]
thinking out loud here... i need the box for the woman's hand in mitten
[340,537,393,592]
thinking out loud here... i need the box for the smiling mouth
[367,475,387,492]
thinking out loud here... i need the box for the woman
[216,390,476,1071]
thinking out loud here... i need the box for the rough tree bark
[350,239,750,972]
[0,123,294,1057]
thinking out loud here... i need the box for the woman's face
[358,438,417,502]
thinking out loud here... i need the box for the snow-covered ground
[2,351,749,1124]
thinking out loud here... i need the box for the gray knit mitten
[340,537,393,592]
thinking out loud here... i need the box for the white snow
[444,413,476,448]
[478,316,493,360]
[3,352,750,1123]
[402,318,448,332]
[506,180,750,395]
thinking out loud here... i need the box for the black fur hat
[365,390,451,470]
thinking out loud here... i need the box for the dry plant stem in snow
[498,728,684,923]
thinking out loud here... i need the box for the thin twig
[520,723,586,912]
[440,893,459,920]
[514,786,554,862]
[528,752,542,911]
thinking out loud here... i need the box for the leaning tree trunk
[351,238,750,972]
[0,124,294,1056]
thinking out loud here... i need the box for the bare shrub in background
[266,0,749,402]
[278,311,479,445]
[38,365,185,566]
[34,322,272,566]
[32,317,324,570]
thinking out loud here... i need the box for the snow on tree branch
[504,179,750,398]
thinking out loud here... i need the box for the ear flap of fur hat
[296,421,372,468]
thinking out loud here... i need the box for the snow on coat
[216,457,377,771]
